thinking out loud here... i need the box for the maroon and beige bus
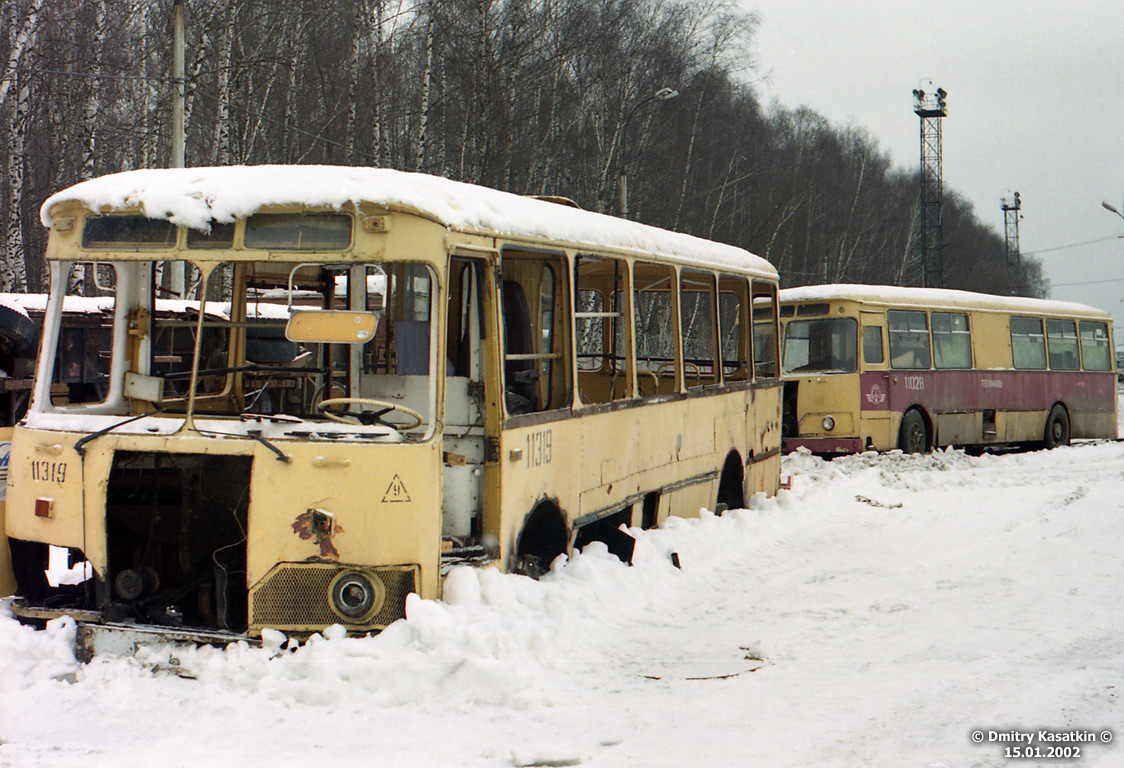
[779,285,1117,454]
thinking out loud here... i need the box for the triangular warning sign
[382,474,411,503]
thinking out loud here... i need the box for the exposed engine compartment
[104,452,252,631]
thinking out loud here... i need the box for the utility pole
[172,0,185,168]
[169,0,186,297]
[913,84,947,288]
[1001,192,1021,265]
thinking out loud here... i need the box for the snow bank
[3,439,1123,766]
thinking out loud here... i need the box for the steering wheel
[316,397,423,431]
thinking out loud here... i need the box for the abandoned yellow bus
[4,166,781,649]
[779,285,1117,454]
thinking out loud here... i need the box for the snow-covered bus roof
[780,284,1111,320]
[41,166,777,280]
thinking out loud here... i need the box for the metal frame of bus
[779,285,1117,454]
[0,295,122,599]
[3,167,781,650]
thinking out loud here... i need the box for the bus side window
[634,262,678,395]
[718,276,750,382]
[501,253,571,415]
[888,310,931,369]
[575,256,630,404]
[1045,318,1079,370]
[680,270,718,389]
[1010,316,1046,369]
[447,258,484,381]
[932,312,971,369]
[862,326,884,365]
[1079,321,1111,371]
[751,282,779,379]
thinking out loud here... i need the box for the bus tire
[0,303,37,356]
[898,409,929,454]
[1042,405,1070,449]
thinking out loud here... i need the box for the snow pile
[3,440,1124,766]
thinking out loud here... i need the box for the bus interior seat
[394,320,430,375]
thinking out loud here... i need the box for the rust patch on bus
[292,509,344,559]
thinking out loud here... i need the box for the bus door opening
[443,257,489,547]
[860,311,891,448]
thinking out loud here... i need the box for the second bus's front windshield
[782,317,858,374]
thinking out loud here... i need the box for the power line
[1021,234,1122,257]
[1051,276,1124,288]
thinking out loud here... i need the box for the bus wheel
[0,304,37,355]
[1042,405,1070,449]
[898,409,929,454]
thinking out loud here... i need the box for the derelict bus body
[4,167,781,650]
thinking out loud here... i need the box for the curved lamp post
[619,87,679,219]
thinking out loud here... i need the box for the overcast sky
[747,0,1124,342]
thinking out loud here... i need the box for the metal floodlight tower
[1001,191,1021,266]
[913,84,947,288]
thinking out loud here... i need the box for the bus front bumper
[9,599,258,662]
[782,437,865,454]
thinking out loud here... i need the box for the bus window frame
[633,261,680,396]
[1010,315,1047,370]
[718,275,751,383]
[751,281,779,381]
[1045,317,1079,371]
[862,326,885,366]
[499,249,573,420]
[781,316,858,375]
[931,311,972,369]
[1079,320,1112,371]
[679,269,719,389]
[888,309,932,370]
[574,255,632,404]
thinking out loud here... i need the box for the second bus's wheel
[1042,405,1070,449]
[898,409,929,454]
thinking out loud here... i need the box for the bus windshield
[33,258,436,438]
[782,317,857,374]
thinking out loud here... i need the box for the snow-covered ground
[3,437,1123,766]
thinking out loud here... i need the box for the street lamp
[1102,200,1123,219]
[619,87,679,219]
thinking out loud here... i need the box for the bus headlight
[822,415,836,431]
[329,570,385,622]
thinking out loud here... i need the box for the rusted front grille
[250,563,416,633]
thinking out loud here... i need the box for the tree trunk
[416,3,433,172]
[346,2,363,165]
[0,0,45,113]
[212,1,236,165]
[366,0,386,167]
[3,0,44,292]
[673,88,705,231]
